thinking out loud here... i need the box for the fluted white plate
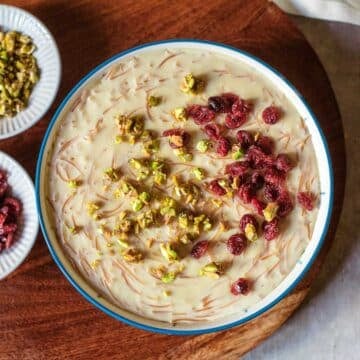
[0,5,61,139]
[0,151,38,280]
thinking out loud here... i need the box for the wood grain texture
[0,1,345,359]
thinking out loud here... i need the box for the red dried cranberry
[225,161,249,177]
[221,93,239,112]
[191,240,209,259]
[208,179,227,196]
[204,123,221,140]
[264,168,286,186]
[230,278,251,295]
[237,183,255,204]
[277,191,294,217]
[162,128,190,149]
[251,171,264,190]
[275,154,293,173]
[297,192,315,211]
[262,106,281,124]
[251,198,266,215]
[236,130,254,151]
[264,184,280,202]
[3,197,22,216]
[208,96,225,113]
[216,136,231,156]
[247,146,274,169]
[0,171,8,198]
[262,217,280,240]
[225,112,247,129]
[232,99,252,115]
[187,105,215,125]
[255,135,274,155]
[240,214,258,233]
[227,233,247,255]
[0,223,17,236]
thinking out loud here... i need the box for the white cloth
[273,0,360,25]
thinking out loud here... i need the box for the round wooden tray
[0,0,345,359]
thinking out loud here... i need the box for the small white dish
[0,5,61,139]
[0,151,38,280]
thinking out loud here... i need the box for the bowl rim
[35,39,334,335]
[0,4,61,139]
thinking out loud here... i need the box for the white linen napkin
[273,0,360,25]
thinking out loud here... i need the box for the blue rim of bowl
[0,4,62,139]
[35,39,334,335]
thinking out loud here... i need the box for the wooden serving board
[0,1,345,359]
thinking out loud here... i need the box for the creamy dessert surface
[45,48,319,324]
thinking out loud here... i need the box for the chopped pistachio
[232,149,244,160]
[161,271,176,284]
[86,202,100,216]
[245,223,258,242]
[192,167,205,180]
[104,167,120,182]
[115,180,137,198]
[150,265,167,279]
[137,210,156,229]
[178,212,189,229]
[117,238,130,248]
[180,73,205,95]
[163,290,171,297]
[115,114,144,143]
[122,248,143,263]
[143,139,160,155]
[173,148,193,162]
[178,233,192,244]
[138,191,151,204]
[131,198,144,212]
[129,158,150,180]
[147,95,161,107]
[172,107,187,122]
[199,262,223,279]
[91,260,100,269]
[160,197,177,218]
[150,160,164,171]
[160,243,178,262]
[67,180,78,189]
[115,218,132,233]
[67,225,78,234]
[153,170,167,184]
[202,217,212,231]
[263,202,279,222]
[211,198,223,208]
[114,135,123,144]
[196,139,211,153]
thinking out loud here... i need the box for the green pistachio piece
[192,167,205,180]
[139,191,151,204]
[172,107,187,122]
[180,73,205,95]
[160,243,178,262]
[147,95,161,107]
[196,139,211,153]
[161,271,176,284]
[104,167,120,181]
[245,223,258,242]
[132,199,144,212]
[263,202,278,222]
[122,248,143,263]
[199,262,223,279]
[232,149,244,160]
[143,139,160,155]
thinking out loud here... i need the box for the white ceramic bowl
[0,151,39,280]
[36,40,333,335]
[0,5,61,139]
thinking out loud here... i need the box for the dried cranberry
[0,223,17,236]
[277,191,294,217]
[0,171,8,198]
[264,168,286,186]
[264,184,280,202]
[187,105,215,125]
[3,197,22,216]
[237,183,255,204]
[236,130,254,151]
[262,106,281,124]
[275,154,293,173]
[208,179,227,196]
[251,171,264,190]
[255,135,274,155]
[191,240,209,259]
[227,233,247,255]
[240,214,258,233]
[232,99,252,115]
[221,93,239,112]
[162,128,190,149]
[251,198,266,215]
[208,96,225,113]
[230,278,251,295]
[204,123,221,140]
[262,217,280,240]
[297,192,315,211]
[225,112,247,129]
[247,146,274,169]
[216,136,231,156]
[224,161,249,177]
